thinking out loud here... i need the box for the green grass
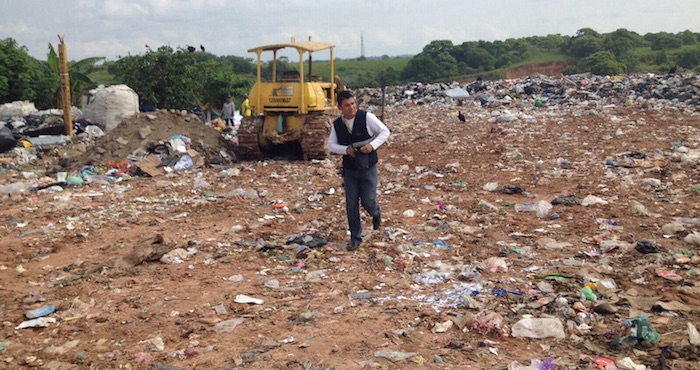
[511,52,573,67]
[630,44,698,59]
[306,57,410,87]
[88,69,115,86]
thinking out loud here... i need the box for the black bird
[669,64,678,74]
[457,111,466,122]
[200,44,205,52]
[187,45,196,53]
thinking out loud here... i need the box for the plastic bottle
[627,315,660,343]
[515,203,536,212]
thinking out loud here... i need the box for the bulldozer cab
[247,39,338,115]
[237,39,340,160]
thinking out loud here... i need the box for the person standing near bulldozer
[241,93,251,117]
[222,96,235,126]
[329,90,390,251]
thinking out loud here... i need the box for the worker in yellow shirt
[242,93,251,116]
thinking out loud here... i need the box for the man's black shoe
[347,239,361,251]
[372,214,381,230]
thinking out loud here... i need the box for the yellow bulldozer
[237,39,342,160]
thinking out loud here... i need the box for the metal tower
[361,32,365,58]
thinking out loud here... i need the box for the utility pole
[57,34,73,137]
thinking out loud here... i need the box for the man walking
[329,91,390,251]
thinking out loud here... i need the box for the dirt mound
[65,110,235,171]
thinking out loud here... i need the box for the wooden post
[381,85,386,122]
[57,35,73,137]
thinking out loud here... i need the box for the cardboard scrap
[135,154,166,177]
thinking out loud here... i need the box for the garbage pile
[0,72,699,369]
[0,101,102,153]
[0,107,237,195]
[357,72,700,111]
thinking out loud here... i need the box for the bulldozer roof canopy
[247,41,334,54]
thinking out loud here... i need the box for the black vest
[333,110,379,170]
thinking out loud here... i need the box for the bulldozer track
[236,116,264,160]
[301,114,332,160]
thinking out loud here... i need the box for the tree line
[399,28,700,82]
[1,28,700,111]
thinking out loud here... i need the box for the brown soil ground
[0,102,699,370]
[505,62,570,79]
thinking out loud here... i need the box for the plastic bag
[0,126,17,153]
[535,200,553,218]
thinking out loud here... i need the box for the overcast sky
[1,0,699,62]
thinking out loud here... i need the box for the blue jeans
[343,164,380,242]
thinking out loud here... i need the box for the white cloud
[1,0,699,62]
[101,0,149,18]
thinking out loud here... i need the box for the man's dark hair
[337,90,354,106]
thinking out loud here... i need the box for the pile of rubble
[358,72,700,111]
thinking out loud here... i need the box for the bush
[583,51,625,75]
[562,65,578,75]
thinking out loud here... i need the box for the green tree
[376,67,399,86]
[569,35,603,57]
[47,43,104,106]
[526,34,566,52]
[602,28,646,57]
[565,28,603,57]
[575,28,600,38]
[199,61,251,108]
[562,65,578,75]
[479,40,510,62]
[654,51,669,65]
[454,42,496,71]
[622,54,641,73]
[434,52,458,79]
[422,40,454,58]
[541,34,565,51]
[650,32,682,50]
[504,38,531,59]
[260,56,293,81]
[583,51,625,75]
[109,45,249,110]
[402,49,459,83]
[675,48,700,69]
[0,38,56,108]
[401,54,438,82]
[678,30,698,45]
[219,55,256,75]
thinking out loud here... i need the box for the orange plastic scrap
[592,356,617,370]
[107,159,131,174]
[656,269,683,282]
